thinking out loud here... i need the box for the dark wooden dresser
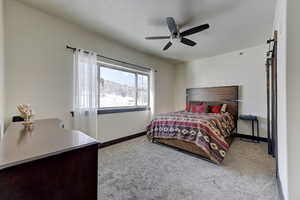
[0,119,99,200]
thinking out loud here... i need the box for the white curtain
[150,69,156,120]
[73,49,98,139]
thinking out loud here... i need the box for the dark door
[266,31,278,176]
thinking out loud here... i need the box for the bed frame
[152,86,239,164]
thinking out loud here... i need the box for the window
[98,63,150,113]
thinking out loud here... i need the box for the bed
[147,86,239,164]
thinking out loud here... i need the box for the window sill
[71,107,150,117]
[98,107,149,115]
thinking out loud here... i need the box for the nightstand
[238,115,260,143]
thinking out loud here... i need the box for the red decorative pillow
[191,104,207,113]
[190,104,197,112]
[209,105,222,113]
[185,104,191,112]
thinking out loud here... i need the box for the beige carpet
[99,136,279,200]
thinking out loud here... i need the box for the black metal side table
[238,115,260,143]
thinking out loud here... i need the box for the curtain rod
[66,45,154,72]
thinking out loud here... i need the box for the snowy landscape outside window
[98,63,149,112]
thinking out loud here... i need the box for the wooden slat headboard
[186,86,239,119]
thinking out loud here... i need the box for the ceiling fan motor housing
[171,33,181,42]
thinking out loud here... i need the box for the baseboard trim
[277,175,285,200]
[99,132,147,148]
[234,133,268,142]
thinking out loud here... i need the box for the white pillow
[221,104,227,113]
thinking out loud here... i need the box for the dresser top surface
[0,119,98,170]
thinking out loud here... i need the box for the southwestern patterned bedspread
[147,111,235,164]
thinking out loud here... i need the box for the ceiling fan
[145,17,210,51]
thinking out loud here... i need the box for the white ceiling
[17,0,276,62]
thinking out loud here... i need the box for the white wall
[273,0,300,199]
[174,44,268,137]
[286,0,300,199]
[0,0,4,136]
[4,0,175,142]
[273,0,288,199]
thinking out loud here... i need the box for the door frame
[266,31,278,176]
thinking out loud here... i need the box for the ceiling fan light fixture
[145,17,210,51]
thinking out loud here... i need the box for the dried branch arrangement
[17,104,34,127]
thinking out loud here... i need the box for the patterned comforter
[147,111,235,164]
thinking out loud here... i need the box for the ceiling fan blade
[145,36,170,40]
[166,17,178,34]
[181,38,197,46]
[163,41,172,51]
[181,24,210,37]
